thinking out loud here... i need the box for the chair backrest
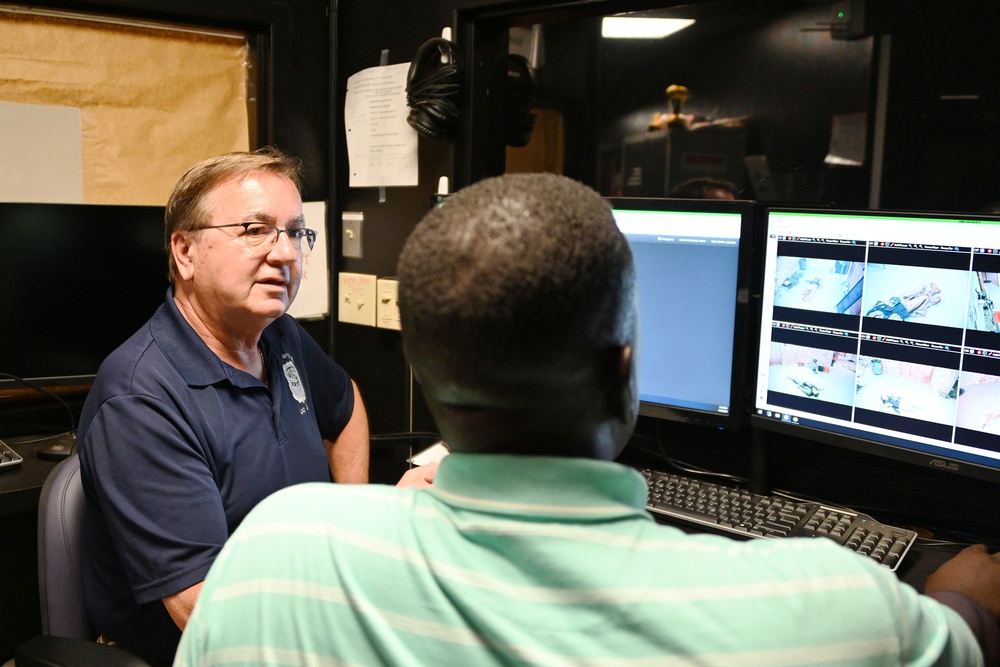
[37,453,96,640]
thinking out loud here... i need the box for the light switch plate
[377,278,401,330]
[337,272,376,326]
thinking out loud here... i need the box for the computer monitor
[609,197,754,431]
[752,207,1000,485]
[0,203,168,398]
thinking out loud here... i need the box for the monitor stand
[749,428,770,495]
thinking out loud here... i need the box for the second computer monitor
[609,197,754,431]
[752,207,1000,485]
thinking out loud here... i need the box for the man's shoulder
[90,324,159,390]
[270,481,404,508]
[243,482,414,530]
[85,307,196,412]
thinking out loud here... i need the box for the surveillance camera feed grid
[756,213,1000,466]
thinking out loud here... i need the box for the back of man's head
[398,173,638,457]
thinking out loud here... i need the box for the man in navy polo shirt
[77,148,424,666]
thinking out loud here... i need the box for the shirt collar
[429,453,650,522]
[150,285,285,389]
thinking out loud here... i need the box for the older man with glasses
[76,148,428,666]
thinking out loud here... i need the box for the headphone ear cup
[406,38,461,141]
[504,54,536,148]
[416,98,454,126]
[407,107,447,141]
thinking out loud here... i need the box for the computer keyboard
[641,469,917,571]
[0,439,23,469]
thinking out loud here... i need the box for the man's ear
[608,344,637,422]
[171,231,196,282]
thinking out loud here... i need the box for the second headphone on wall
[405,36,538,146]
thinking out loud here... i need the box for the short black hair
[398,173,635,396]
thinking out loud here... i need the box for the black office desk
[620,444,968,592]
[0,436,60,662]
[894,541,966,592]
[649,512,962,592]
[620,426,992,593]
[1,436,61,516]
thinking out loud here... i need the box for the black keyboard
[0,439,23,469]
[642,469,917,571]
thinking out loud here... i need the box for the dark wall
[333,0,453,480]
[878,2,1000,213]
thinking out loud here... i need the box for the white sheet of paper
[344,62,419,187]
[0,101,83,203]
[408,441,451,466]
[287,201,330,320]
[825,111,867,167]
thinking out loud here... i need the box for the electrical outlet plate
[337,272,376,326]
[377,278,401,330]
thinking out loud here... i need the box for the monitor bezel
[608,196,756,432]
[751,205,1000,486]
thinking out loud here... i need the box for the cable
[370,431,440,443]
[0,372,77,437]
[639,417,748,485]
[0,373,78,460]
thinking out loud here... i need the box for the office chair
[14,454,150,667]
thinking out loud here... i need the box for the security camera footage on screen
[754,209,1000,476]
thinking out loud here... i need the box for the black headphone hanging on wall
[503,53,537,148]
[406,37,461,141]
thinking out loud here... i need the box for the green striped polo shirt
[175,453,981,666]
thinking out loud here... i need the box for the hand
[925,544,1000,619]
[396,461,438,488]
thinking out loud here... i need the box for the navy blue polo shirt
[77,288,354,666]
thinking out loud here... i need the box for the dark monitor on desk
[752,207,1000,486]
[609,197,754,431]
[0,203,168,398]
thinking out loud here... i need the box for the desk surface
[649,513,962,591]
[0,435,62,516]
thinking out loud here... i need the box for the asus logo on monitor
[928,459,959,472]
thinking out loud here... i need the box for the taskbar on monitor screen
[642,393,729,415]
[752,407,1000,472]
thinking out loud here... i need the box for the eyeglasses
[202,222,318,256]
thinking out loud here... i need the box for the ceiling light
[601,17,695,39]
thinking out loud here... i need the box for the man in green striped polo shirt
[176,173,1000,666]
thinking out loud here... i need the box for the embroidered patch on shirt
[282,356,310,414]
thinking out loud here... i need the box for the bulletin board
[0,8,251,205]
